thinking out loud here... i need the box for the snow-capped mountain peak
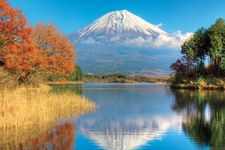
[69,10,193,75]
[71,10,191,49]
[78,9,167,39]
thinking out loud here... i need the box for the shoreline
[47,80,169,85]
[47,76,170,85]
[171,86,225,90]
[47,80,225,91]
[171,83,225,90]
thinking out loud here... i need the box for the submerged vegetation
[171,18,225,89]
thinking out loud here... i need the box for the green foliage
[209,34,223,60]
[196,61,205,74]
[102,73,127,79]
[171,18,225,78]
[47,65,83,82]
[196,76,207,87]
[67,66,83,81]
[220,57,225,71]
[181,28,208,61]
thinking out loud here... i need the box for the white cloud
[122,31,193,49]
[79,31,193,49]
[80,37,99,44]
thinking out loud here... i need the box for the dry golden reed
[0,84,95,149]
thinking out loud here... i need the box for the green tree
[176,28,209,77]
[47,65,83,82]
[171,18,225,78]
[208,18,225,75]
[68,65,83,81]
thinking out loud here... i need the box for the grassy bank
[171,77,225,90]
[0,84,95,149]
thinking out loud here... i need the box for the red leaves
[0,0,38,78]
[32,24,76,75]
[0,0,76,81]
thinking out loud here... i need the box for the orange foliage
[0,0,39,78]
[32,24,76,75]
[0,0,76,81]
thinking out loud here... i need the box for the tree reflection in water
[16,122,74,150]
[172,90,225,150]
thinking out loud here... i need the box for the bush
[196,76,207,87]
[47,65,83,82]
[102,73,127,79]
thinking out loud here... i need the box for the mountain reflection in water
[72,83,225,150]
[74,83,181,150]
[14,83,225,150]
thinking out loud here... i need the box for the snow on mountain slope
[69,10,192,75]
[78,10,166,39]
[71,10,192,49]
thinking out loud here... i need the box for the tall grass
[0,84,95,149]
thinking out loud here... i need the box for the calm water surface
[54,83,225,150]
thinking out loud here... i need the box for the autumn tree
[0,0,39,81]
[32,24,76,77]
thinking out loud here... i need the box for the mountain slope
[74,10,166,42]
[70,10,192,76]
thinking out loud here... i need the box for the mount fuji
[70,10,192,76]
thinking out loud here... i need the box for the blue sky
[8,0,225,34]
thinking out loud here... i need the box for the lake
[53,83,225,150]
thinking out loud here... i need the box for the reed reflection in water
[0,85,95,150]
